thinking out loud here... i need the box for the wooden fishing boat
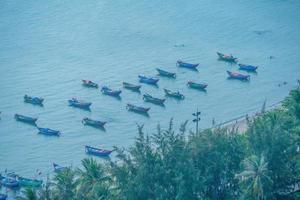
[126,103,150,113]
[238,64,258,72]
[217,52,238,62]
[164,89,185,99]
[37,127,60,136]
[187,81,208,90]
[123,82,141,91]
[227,71,250,81]
[53,163,67,173]
[138,75,159,85]
[68,98,92,109]
[156,68,176,78]
[143,94,166,105]
[82,80,98,88]
[14,114,37,125]
[0,176,19,188]
[24,95,44,105]
[176,60,199,69]
[18,177,42,188]
[0,194,7,200]
[85,145,113,157]
[101,86,122,97]
[82,117,106,128]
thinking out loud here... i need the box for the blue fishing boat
[227,71,250,81]
[123,82,141,91]
[101,86,122,97]
[53,163,67,173]
[176,60,199,69]
[0,194,7,200]
[238,64,258,72]
[82,80,98,88]
[138,75,159,85]
[187,81,208,90]
[164,89,185,100]
[82,117,106,128]
[68,98,92,109]
[217,52,238,62]
[143,94,166,105]
[156,68,176,78]
[18,177,43,188]
[24,95,44,105]
[85,145,113,157]
[14,114,37,125]
[0,176,19,188]
[126,103,150,113]
[37,127,60,136]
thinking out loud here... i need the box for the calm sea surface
[0,0,300,196]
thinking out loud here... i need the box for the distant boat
[143,93,166,105]
[187,81,208,90]
[164,89,185,100]
[238,64,258,72]
[138,75,159,85]
[176,60,199,69]
[227,71,250,81]
[68,98,92,109]
[0,194,7,200]
[24,95,44,105]
[156,68,176,78]
[217,52,238,62]
[82,80,98,88]
[53,163,67,173]
[82,117,106,128]
[0,175,19,188]
[14,114,37,125]
[126,103,150,114]
[101,86,122,97]
[123,82,141,91]
[37,127,60,136]
[18,177,42,188]
[85,145,113,157]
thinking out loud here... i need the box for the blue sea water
[0,0,300,196]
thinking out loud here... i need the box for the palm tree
[16,188,38,200]
[237,154,272,200]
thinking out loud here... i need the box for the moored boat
[14,114,37,125]
[82,80,98,88]
[126,103,150,113]
[24,95,44,105]
[18,177,42,188]
[238,64,258,72]
[68,98,92,109]
[227,71,250,81]
[217,52,238,62]
[143,94,166,105]
[101,86,122,97]
[187,81,208,90]
[156,68,176,78]
[82,117,106,128]
[176,60,199,69]
[53,163,67,173]
[85,145,113,157]
[0,176,19,188]
[37,127,60,136]
[138,75,159,85]
[0,194,7,200]
[164,89,185,100]
[123,82,141,91]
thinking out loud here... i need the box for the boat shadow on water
[69,106,91,112]
[227,77,251,82]
[127,109,150,118]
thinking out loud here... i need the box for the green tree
[16,188,38,200]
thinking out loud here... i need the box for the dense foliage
[17,85,300,200]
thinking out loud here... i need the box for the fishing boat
[176,60,199,69]
[217,52,238,62]
[238,64,258,72]
[0,176,19,188]
[85,145,113,157]
[0,194,7,200]
[164,89,185,99]
[138,75,159,85]
[187,81,208,90]
[68,98,92,109]
[24,95,44,105]
[123,82,141,91]
[156,68,176,78]
[126,103,150,113]
[82,117,106,128]
[53,163,67,173]
[82,80,98,88]
[14,114,37,125]
[143,94,166,105]
[37,127,60,136]
[101,86,122,97]
[18,177,43,188]
[227,71,250,81]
